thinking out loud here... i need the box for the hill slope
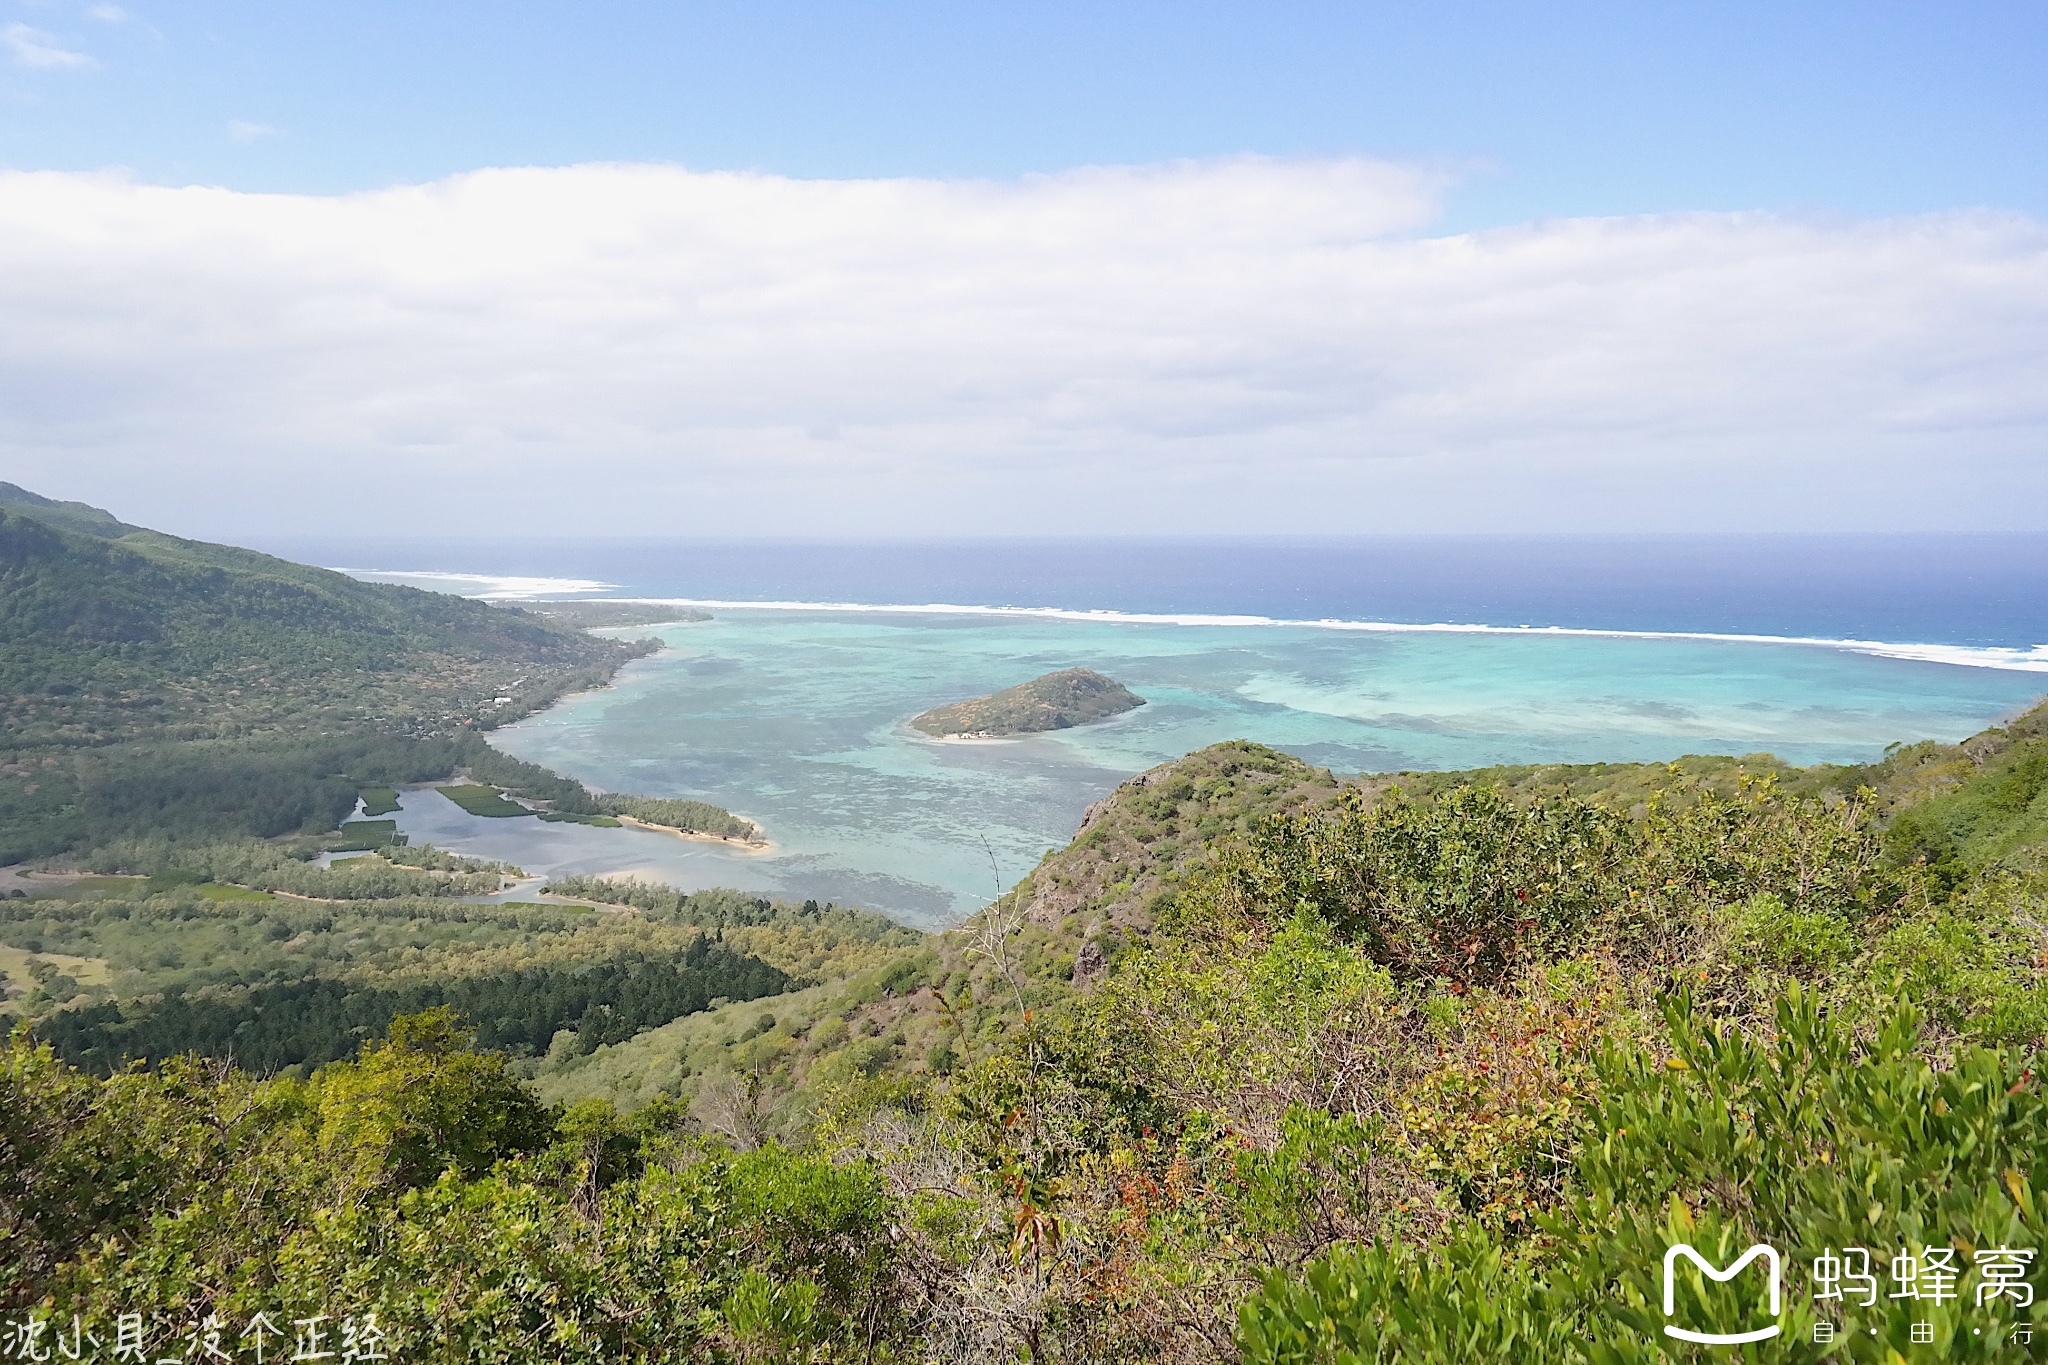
[0,506,639,746]
[0,481,143,537]
[0,491,662,860]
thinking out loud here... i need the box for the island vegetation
[590,793,762,841]
[5,484,2047,1361]
[910,666,1145,737]
[431,781,760,839]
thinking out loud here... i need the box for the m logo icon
[1663,1243,1784,1345]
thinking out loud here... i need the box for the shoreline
[478,651,776,856]
[402,779,777,857]
[612,813,776,856]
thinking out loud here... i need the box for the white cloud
[1,21,92,67]
[0,159,2042,537]
[86,5,128,23]
[227,119,279,145]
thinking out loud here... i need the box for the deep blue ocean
[262,534,2048,646]
[252,534,2048,924]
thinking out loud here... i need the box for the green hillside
[0,481,143,537]
[0,490,757,860]
[0,498,636,748]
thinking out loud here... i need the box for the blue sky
[6,1,2043,230]
[0,2,2043,538]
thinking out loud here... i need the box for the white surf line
[332,569,617,599]
[573,597,2048,674]
[330,573,2048,675]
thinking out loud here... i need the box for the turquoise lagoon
[382,604,2048,925]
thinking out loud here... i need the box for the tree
[312,1008,553,1190]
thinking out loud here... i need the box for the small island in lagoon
[910,666,1146,738]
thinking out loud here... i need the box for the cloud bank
[0,158,2042,537]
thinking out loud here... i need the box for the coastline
[430,587,2043,918]
[611,812,776,855]
[478,615,775,853]
[404,777,777,858]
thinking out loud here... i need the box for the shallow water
[308,536,2048,925]
[378,605,2048,924]
[382,785,789,899]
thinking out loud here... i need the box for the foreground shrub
[1239,986,2048,1363]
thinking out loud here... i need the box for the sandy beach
[611,813,776,855]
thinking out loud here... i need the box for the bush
[1238,987,2048,1363]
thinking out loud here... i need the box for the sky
[2,1,2044,539]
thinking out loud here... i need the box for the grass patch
[538,811,622,827]
[0,943,112,991]
[328,818,407,852]
[195,883,275,902]
[27,876,147,901]
[357,788,402,817]
[48,868,267,904]
[437,785,535,818]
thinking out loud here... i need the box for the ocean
[253,535,2048,925]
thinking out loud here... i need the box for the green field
[25,876,147,901]
[537,810,622,826]
[436,784,534,818]
[194,882,274,902]
[329,819,405,853]
[357,788,401,816]
[0,943,111,990]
